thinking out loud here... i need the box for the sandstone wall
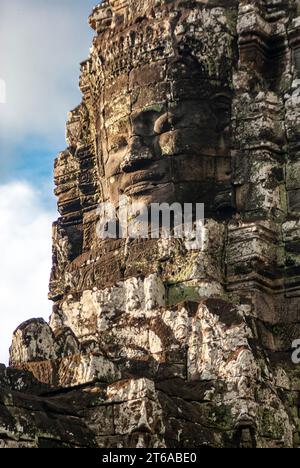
[1,0,300,448]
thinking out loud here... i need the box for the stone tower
[1,0,300,448]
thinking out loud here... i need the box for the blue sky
[0,0,98,363]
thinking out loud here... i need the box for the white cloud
[0,181,55,364]
[0,1,98,364]
[0,0,95,151]
[0,80,6,105]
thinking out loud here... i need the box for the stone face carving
[1,0,300,448]
[97,15,233,209]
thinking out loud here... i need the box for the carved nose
[121,136,154,173]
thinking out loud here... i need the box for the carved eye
[111,136,128,152]
[132,110,159,137]
[213,95,231,111]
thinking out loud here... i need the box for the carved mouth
[124,181,159,195]
[122,170,166,195]
[124,181,173,196]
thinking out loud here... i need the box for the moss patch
[167,284,200,306]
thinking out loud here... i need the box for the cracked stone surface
[1,0,300,448]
